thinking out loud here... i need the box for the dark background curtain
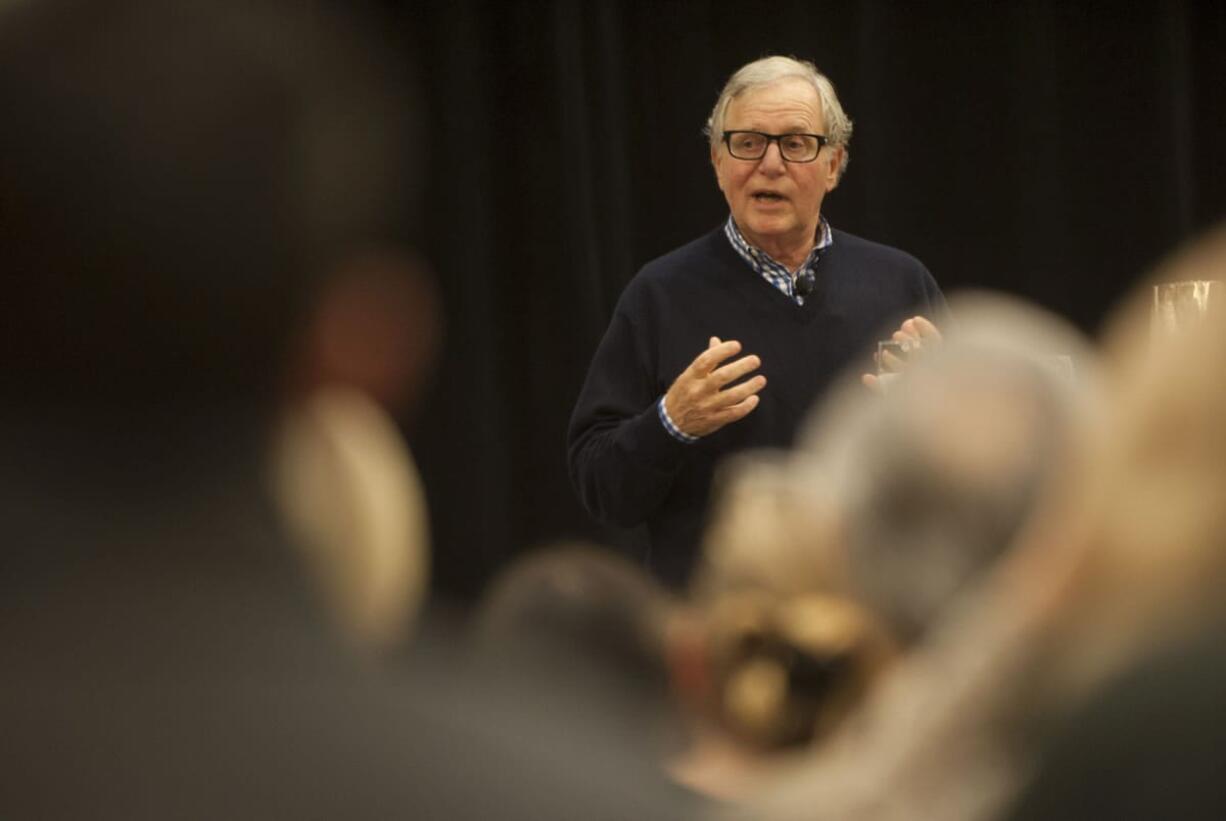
[380,0,1225,603]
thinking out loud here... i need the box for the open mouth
[752,192,787,203]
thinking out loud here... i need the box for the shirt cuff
[657,396,699,444]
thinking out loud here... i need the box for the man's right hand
[663,337,766,438]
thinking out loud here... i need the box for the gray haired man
[569,55,946,587]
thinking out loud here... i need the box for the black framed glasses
[722,130,828,163]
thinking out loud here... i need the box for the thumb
[709,336,721,348]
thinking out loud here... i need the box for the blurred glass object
[875,338,912,376]
[1151,280,1224,338]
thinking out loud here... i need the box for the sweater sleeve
[567,304,692,528]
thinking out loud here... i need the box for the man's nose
[757,140,786,174]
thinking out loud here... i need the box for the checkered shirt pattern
[657,396,699,443]
[723,214,833,306]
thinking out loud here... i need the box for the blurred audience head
[0,0,437,648]
[1032,222,1226,697]
[697,589,892,751]
[475,543,675,702]
[693,297,1101,820]
[474,544,889,800]
[699,449,847,601]
[685,465,894,798]
[967,222,1226,821]
[800,293,1098,646]
[0,0,429,420]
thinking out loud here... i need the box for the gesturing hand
[664,336,766,438]
[861,315,942,393]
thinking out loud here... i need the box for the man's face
[712,78,842,258]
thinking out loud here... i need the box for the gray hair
[705,55,853,178]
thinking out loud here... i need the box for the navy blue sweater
[567,224,946,587]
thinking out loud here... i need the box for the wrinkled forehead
[725,77,826,132]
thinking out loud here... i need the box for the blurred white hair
[797,292,1100,644]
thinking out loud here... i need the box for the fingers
[891,328,918,347]
[878,349,906,372]
[914,315,941,339]
[666,338,766,437]
[889,316,940,360]
[691,339,742,375]
[721,393,760,422]
[901,315,941,342]
[873,316,940,390]
[861,372,896,394]
[718,372,767,404]
[711,353,762,387]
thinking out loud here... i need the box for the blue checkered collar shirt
[723,214,833,306]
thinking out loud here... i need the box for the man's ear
[289,249,442,418]
[825,146,846,192]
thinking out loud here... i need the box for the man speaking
[568,56,946,587]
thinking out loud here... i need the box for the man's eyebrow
[739,126,818,134]
[735,118,818,132]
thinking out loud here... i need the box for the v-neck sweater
[567,223,947,587]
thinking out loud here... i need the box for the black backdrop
[379,0,1226,603]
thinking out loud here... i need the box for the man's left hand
[861,315,942,392]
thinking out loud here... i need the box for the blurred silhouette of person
[1003,619,1226,821]
[472,544,702,804]
[797,292,1094,648]
[676,295,1094,809]
[475,543,676,696]
[669,587,893,802]
[0,2,694,818]
[473,544,888,806]
[0,0,438,649]
[698,291,1093,633]
[697,449,849,602]
[719,227,1226,821]
[1002,223,1226,820]
[703,293,1100,821]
